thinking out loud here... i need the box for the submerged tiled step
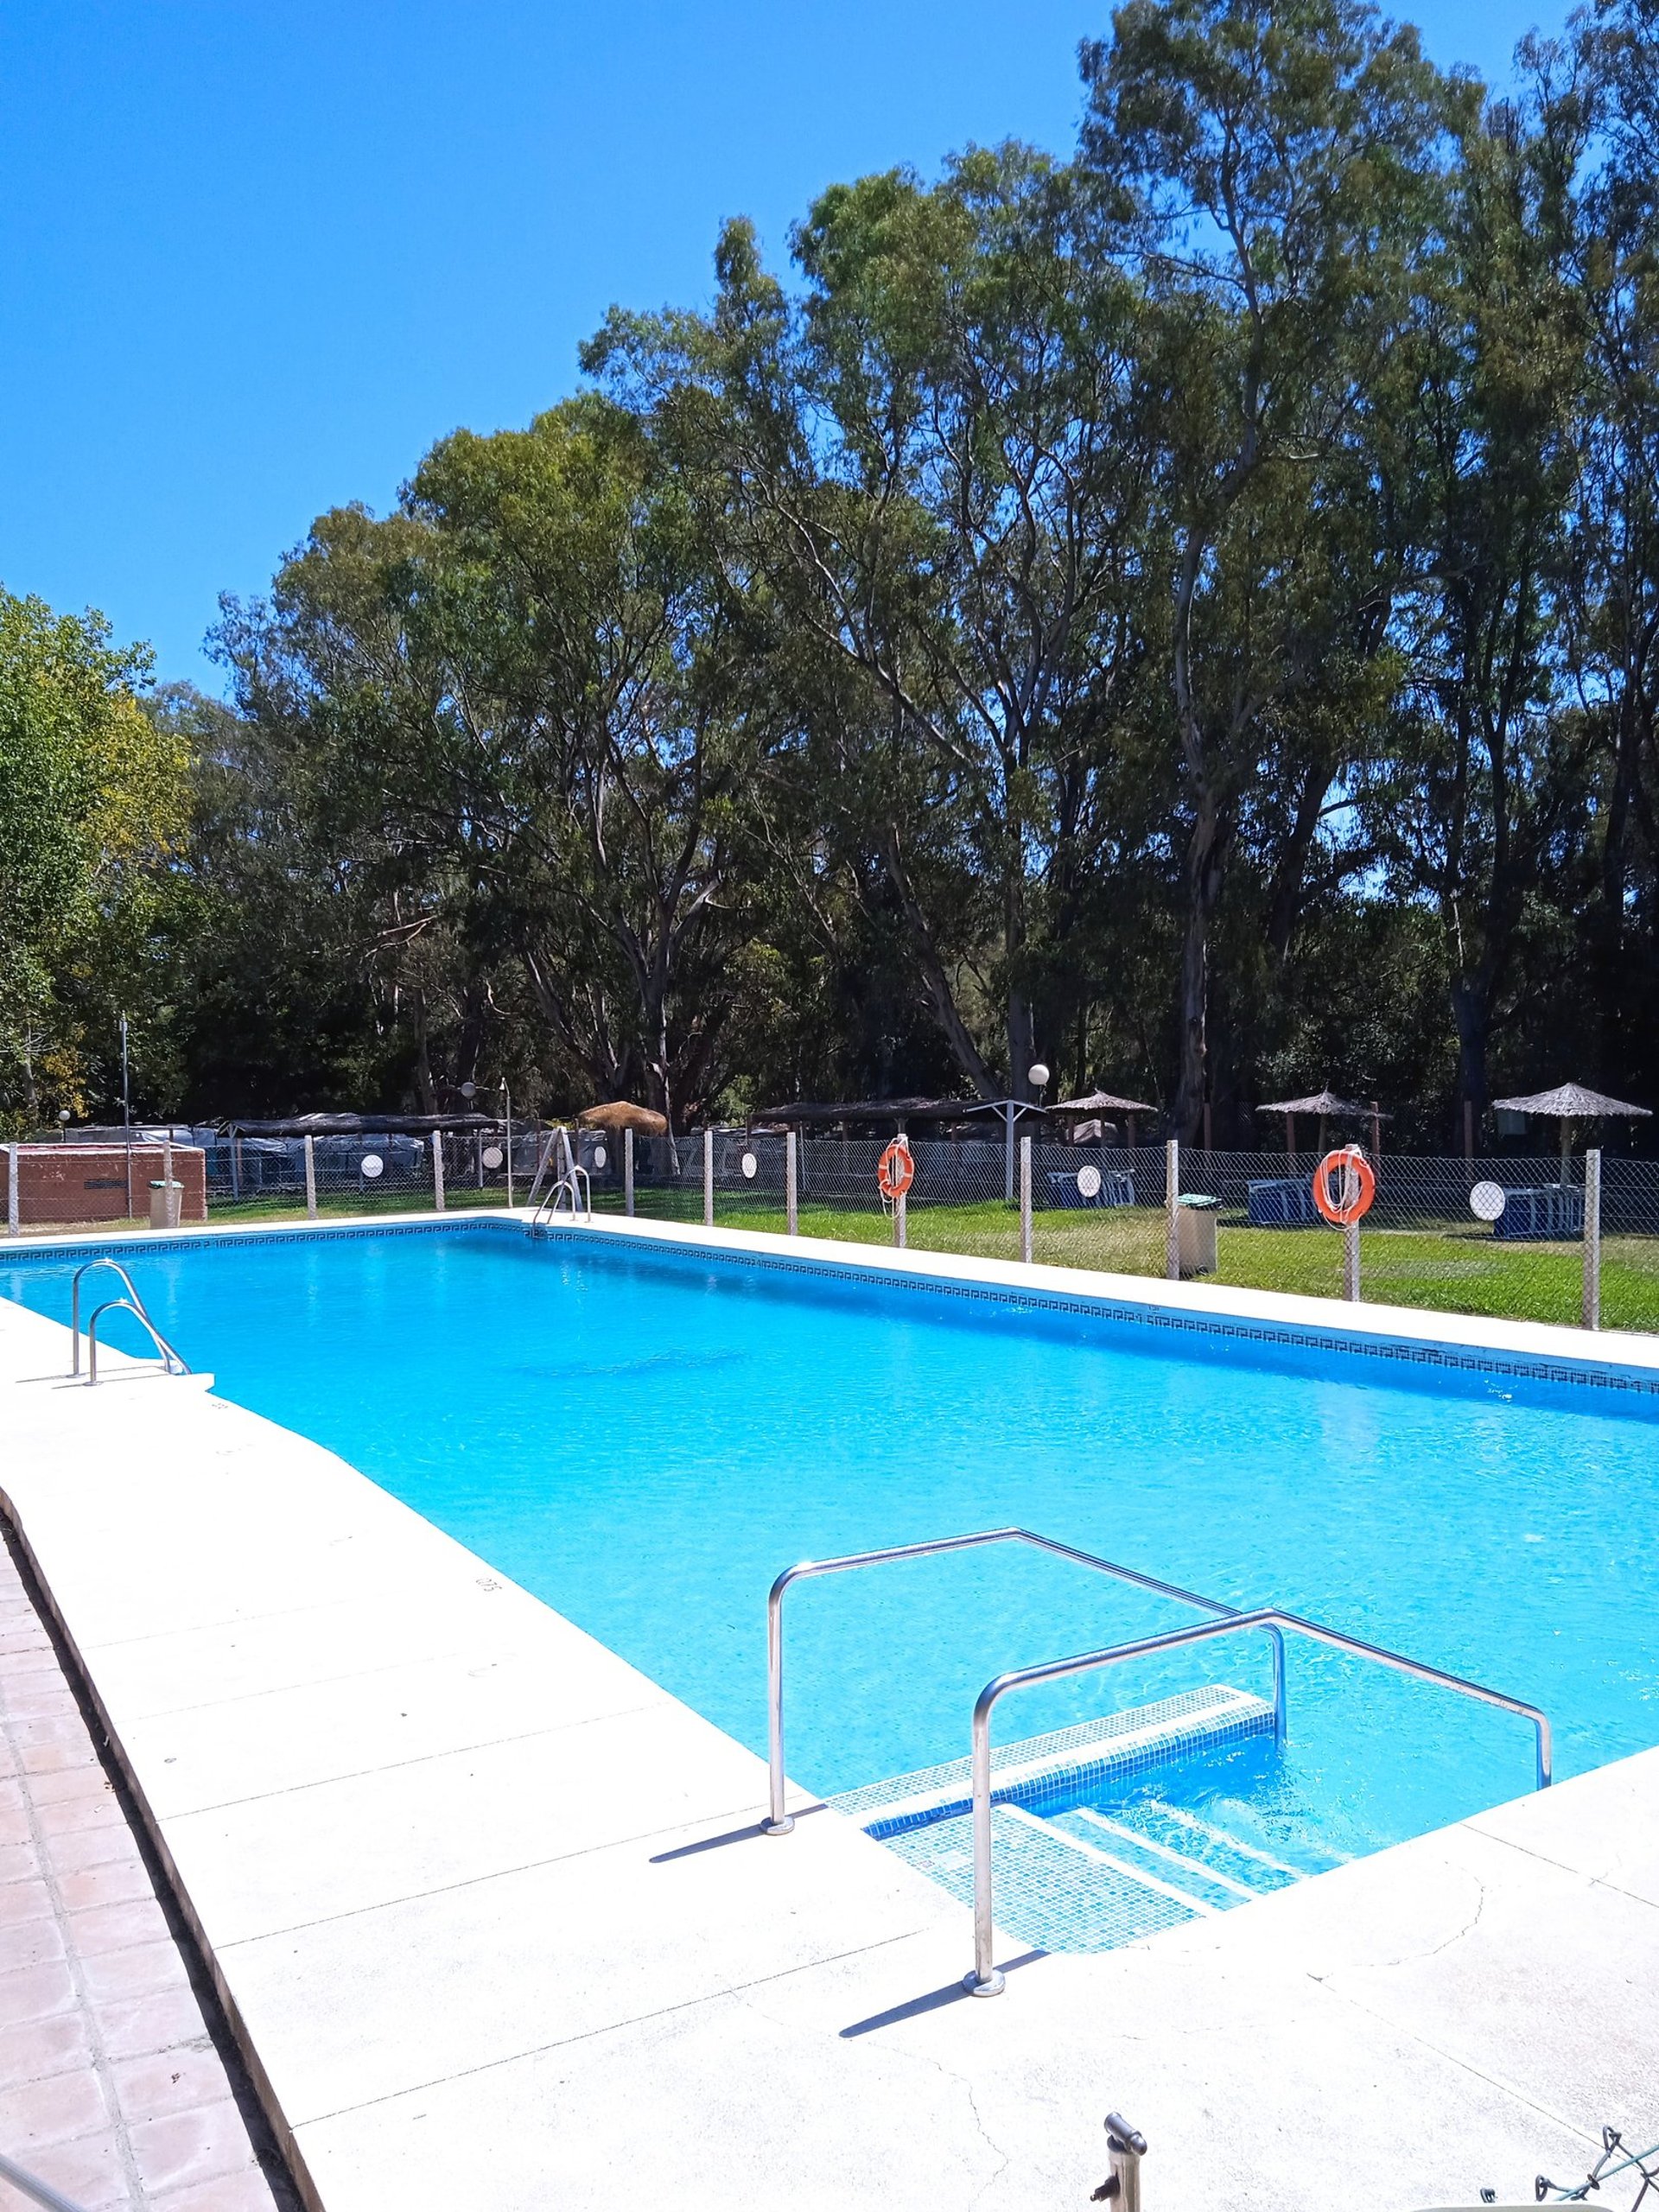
[827,1683,1275,1839]
[830,1686,1319,1955]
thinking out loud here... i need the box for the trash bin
[149,1179,182,1230]
[1178,1192,1219,1277]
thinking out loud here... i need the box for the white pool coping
[2,1219,1656,2208]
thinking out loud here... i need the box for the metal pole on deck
[120,1014,132,1218]
[1165,1138,1180,1280]
[504,1085,514,1208]
[703,1127,715,1226]
[1003,1103,1014,1205]
[431,1130,446,1213]
[304,1135,317,1220]
[1583,1147,1601,1331]
[625,1127,635,1217]
[1020,1133,1033,1264]
[785,1129,798,1236]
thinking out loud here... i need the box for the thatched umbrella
[576,1102,669,1137]
[1256,1089,1389,1161]
[1051,1089,1157,1148]
[1491,1082,1649,1179]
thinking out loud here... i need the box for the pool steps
[827,1683,1274,1836]
[830,1685,1336,1952]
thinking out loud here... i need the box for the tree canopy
[13,0,1659,1147]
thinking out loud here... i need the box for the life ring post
[877,1137,915,1249]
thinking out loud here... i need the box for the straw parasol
[576,1101,669,1137]
[1491,1082,1649,1178]
[1256,1089,1389,1160]
[1051,1090,1157,1147]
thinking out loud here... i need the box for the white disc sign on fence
[1077,1164,1103,1200]
[481,1146,504,1171]
[1470,1179,1507,1223]
[361,1154,385,1180]
[593,1145,607,1169]
[741,1151,759,1179]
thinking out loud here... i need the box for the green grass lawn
[625,1190,1659,1334]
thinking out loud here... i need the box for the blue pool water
[5,1221,1657,1878]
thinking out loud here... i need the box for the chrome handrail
[0,2142,93,2211]
[85,1297,191,1385]
[763,1528,1281,1836]
[964,1608,1551,1995]
[533,1165,592,1226]
[70,1256,146,1376]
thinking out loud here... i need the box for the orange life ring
[877,1138,915,1201]
[1312,1147,1376,1227]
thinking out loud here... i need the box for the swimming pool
[4,1218,1656,1929]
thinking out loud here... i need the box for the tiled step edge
[830,1683,1275,1841]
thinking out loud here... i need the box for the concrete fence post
[786,1129,798,1236]
[5,1145,17,1238]
[703,1128,715,1227]
[431,1130,446,1214]
[1343,1217,1361,1302]
[625,1127,635,1217]
[1020,1133,1033,1264]
[1583,1147,1602,1331]
[1165,1139,1179,1281]
[303,1134,317,1221]
[894,1183,906,1249]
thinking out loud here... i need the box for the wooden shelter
[576,1102,669,1137]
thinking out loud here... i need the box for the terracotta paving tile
[95,1986,215,2062]
[0,1957,75,2026]
[31,1772,123,1823]
[29,1751,121,1804]
[0,1876,55,1930]
[130,2098,257,2196]
[0,1913,66,1974]
[18,1735,103,1778]
[111,2041,228,2126]
[56,1856,158,1914]
[0,2005,92,2084]
[16,2126,128,2210]
[152,2161,284,2212]
[0,2059,111,2149]
[43,1818,143,1875]
[0,1547,290,2209]
[78,1937,192,2005]
[66,1895,173,1959]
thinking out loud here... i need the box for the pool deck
[2,1217,1656,2208]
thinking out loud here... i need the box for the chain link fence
[9,1116,1658,1337]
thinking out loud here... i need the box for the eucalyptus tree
[591,145,1160,1102]
[1356,87,1589,1128]
[1080,0,1463,1135]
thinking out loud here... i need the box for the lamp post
[500,1080,513,1208]
[120,1014,133,1218]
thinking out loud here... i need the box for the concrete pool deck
[1,1224,1656,2207]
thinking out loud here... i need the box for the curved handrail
[963,1608,1551,1995]
[70,1257,144,1376]
[533,1165,592,1226]
[763,1529,1282,1835]
[85,1297,191,1385]
[0,2143,92,2212]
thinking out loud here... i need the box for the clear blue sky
[0,0,1570,686]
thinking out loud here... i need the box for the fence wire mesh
[14,1116,1659,1337]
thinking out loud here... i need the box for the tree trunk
[1173,789,1229,1141]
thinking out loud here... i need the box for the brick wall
[0,1145,208,1226]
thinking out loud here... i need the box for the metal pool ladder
[762,1528,1552,1999]
[531,1128,592,1226]
[70,1258,190,1384]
